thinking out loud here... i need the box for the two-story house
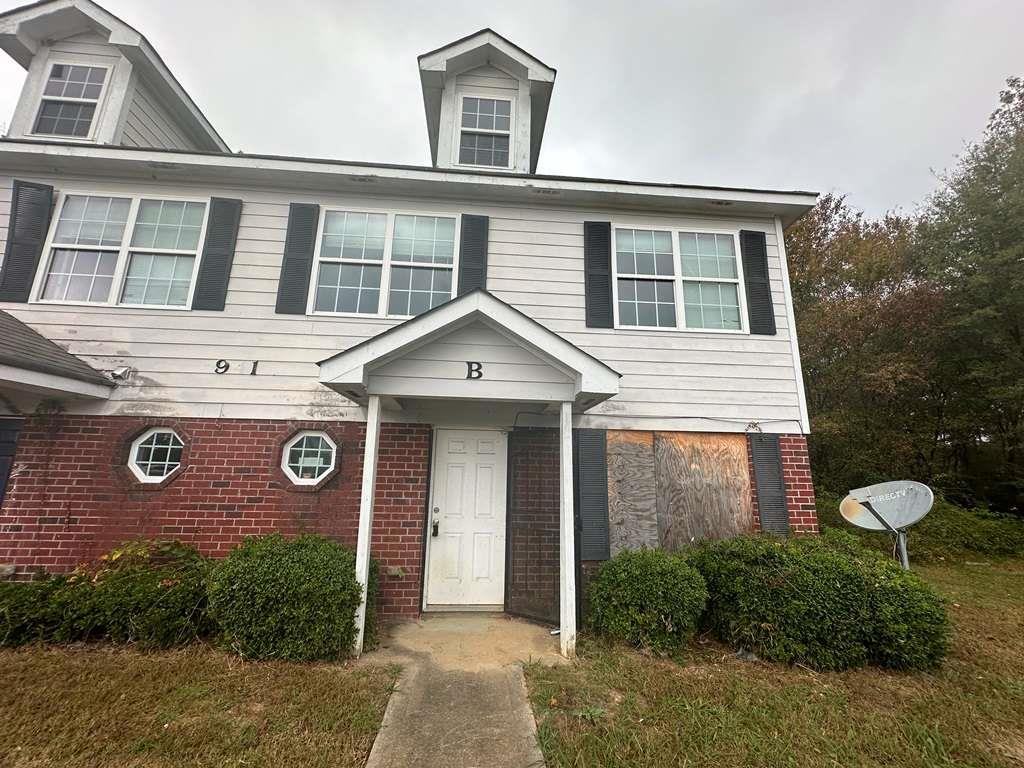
[0,0,818,656]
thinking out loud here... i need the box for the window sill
[451,161,515,172]
[307,309,430,322]
[29,298,193,311]
[23,132,99,143]
[613,324,749,335]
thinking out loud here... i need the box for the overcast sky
[0,0,1020,216]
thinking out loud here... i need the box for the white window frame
[306,205,461,320]
[30,188,211,311]
[281,430,338,486]
[611,223,750,334]
[29,58,112,142]
[451,91,515,171]
[128,427,184,484]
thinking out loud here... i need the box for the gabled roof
[318,289,619,409]
[0,0,228,151]
[0,309,113,398]
[418,28,556,173]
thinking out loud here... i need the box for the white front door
[425,429,507,608]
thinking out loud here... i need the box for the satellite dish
[839,480,934,570]
[840,481,934,531]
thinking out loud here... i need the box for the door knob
[431,520,439,537]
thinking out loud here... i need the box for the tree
[786,77,1024,514]
[786,194,947,493]
[916,76,1024,509]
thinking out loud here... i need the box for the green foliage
[689,534,950,671]
[207,534,365,661]
[689,536,872,670]
[0,540,211,648]
[817,491,1024,561]
[0,578,67,646]
[362,558,381,651]
[785,78,1024,512]
[863,558,949,670]
[587,549,708,652]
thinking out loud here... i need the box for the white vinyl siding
[119,80,200,151]
[0,174,803,433]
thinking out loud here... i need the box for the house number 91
[214,360,260,375]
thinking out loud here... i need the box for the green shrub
[0,540,212,649]
[864,559,949,669]
[689,534,950,671]
[363,558,381,650]
[0,578,67,646]
[587,549,708,652]
[690,536,873,670]
[207,534,366,661]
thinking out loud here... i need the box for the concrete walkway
[362,614,564,768]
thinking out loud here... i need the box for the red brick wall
[507,427,560,624]
[747,433,818,534]
[0,414,430,618]
[780,434,818,534]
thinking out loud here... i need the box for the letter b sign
[466,361,483,379]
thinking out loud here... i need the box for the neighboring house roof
[418,28,556,173]
[0,0,228,151]
[0,139,820,226]
[0,309,111,387]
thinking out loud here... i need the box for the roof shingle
[0,310,111,387]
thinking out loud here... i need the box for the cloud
[0,0,1019,216]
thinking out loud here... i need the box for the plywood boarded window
[607,431,754,553]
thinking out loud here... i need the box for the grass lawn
[526,559,1024,768]
[0,645,398,768]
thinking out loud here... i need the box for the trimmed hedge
[0,577,67,646]
[90,541,212,647]
[0,540,211,649]
[588,549,708,652]
[689,532,950,671]
[206,534,364,661]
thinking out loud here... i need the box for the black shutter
[749,433,789,535]
[275,203,320,314]
[740,230,776,335]
[457,214,488,295]
[192,197,242,311]
[0,181,55,302]
[574,428,610,560]
[583,221,613,328]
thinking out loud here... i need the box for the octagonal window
[282,431,337,485]
[129,428,184,483]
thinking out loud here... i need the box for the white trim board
[0,362,112,399]
[0,141,818,227]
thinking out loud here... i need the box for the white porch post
[558,399,577,657]
[354,394,382,657]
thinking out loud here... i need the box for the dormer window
[32,63,107,138]
[458,96,511,168]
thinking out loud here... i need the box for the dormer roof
[0,0,228,151]
[418,28,555,173]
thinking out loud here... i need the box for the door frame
[421,425,509,612]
